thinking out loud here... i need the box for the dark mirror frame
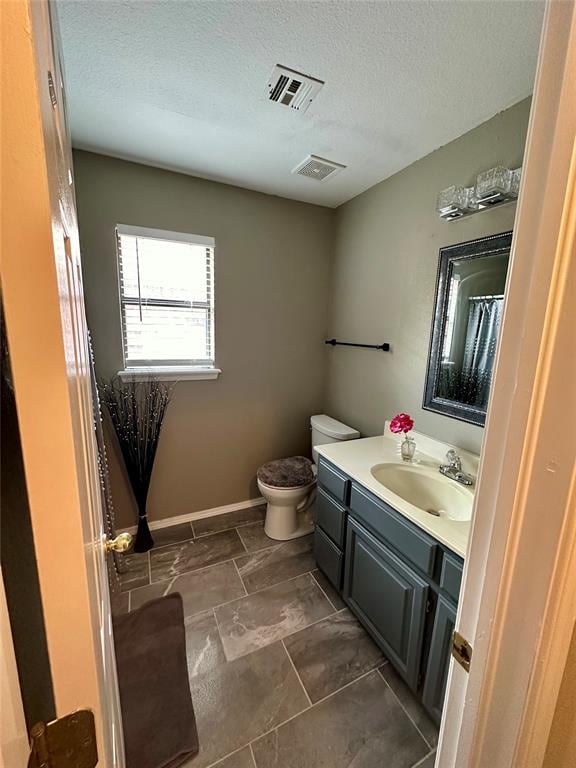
[423,230,513,427]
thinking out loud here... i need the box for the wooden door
[0,571,29,767]
[344,517,428,690]
[1,1,123,764]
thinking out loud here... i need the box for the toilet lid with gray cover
[257,456,315,488]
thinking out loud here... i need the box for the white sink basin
[370,463,473,522]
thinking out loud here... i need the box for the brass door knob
[105,532,133,553]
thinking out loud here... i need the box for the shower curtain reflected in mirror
[461,295,504,409]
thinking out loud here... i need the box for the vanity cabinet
[314,456,464,724]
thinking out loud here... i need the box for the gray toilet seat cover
[257,456,315,488]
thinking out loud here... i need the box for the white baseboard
[120,496,266,535]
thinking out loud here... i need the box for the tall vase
[133,501,154,553]
[401,434,416,462]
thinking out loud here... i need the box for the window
[115,225,218,379]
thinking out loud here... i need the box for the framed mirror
[423,231,512,426]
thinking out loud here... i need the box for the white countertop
[316,434,474,558]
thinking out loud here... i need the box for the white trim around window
[115,224,218,379]
[117,366,221,382]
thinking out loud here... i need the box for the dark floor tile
[193,506,266,537]
[311,568,346,611]
[129,581,166,611]
[150,529,245,582]
[251,670,428,768]
[235,536,316,594]
[131,560,246,616]
[215,574,333,660]
[237,522,277,553]
[185,610,227,678]
[210,747,255,768]
[189,641,308,768]
[284,609,386,702]
[414,752,436,768]
[117,552,149,592]
[110,590,129,616]
[379,664,439,748]
[151,523,194,548]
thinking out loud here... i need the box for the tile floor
[113,506,437,768]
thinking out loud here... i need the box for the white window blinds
[116,225,215,368]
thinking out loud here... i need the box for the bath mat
[113,593,199,768]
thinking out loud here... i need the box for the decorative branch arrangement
[99,376,171,553]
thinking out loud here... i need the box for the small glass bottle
[401,434,416,462]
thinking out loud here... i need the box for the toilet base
[257,478,316,541]
[264,504,314,541]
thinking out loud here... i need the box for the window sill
[117,366,221,382]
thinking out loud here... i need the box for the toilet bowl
[257,455,316,540]
[257,415,360,541]
[258,476,317,541]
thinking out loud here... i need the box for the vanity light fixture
[437,166,522,221]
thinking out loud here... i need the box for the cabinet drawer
[314,526,343,591]
[317,459,350,504]
[349,484,438,577]
[316,487,346,548]
[440,552,463,602]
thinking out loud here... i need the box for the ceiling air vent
[292,155,346,182]
[267,65,324,113]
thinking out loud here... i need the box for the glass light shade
[437,185,479,220]
[475,166,512,201]
[463,187,479,211]
[437,185,477,219]
[510,167,522,198]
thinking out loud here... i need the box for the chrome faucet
[439,450,474,486]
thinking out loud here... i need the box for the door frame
[437,1,576,766]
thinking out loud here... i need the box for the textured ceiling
[57,0,544,208]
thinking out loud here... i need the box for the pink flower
[390,413,414,434]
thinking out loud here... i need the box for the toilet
[257,414,360,541]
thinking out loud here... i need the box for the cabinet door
[344,517,428,690]
[422,595,457,724]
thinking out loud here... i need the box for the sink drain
[426,508,441,517]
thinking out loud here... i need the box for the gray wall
[325,99,531,454]
[74,151,335,528]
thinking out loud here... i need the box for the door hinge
[452,630,473,673]
[28,710,98,768]
[47,71,58,108]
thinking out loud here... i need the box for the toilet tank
[310,414,360,464]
